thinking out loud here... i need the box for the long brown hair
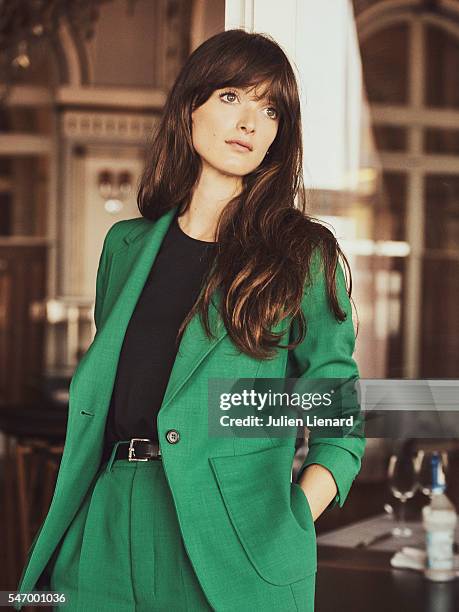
[138,29,356,360]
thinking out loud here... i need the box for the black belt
[113,438,162,461]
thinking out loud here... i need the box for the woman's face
[191,83,279,178]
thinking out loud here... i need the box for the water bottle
[422,452,457,582]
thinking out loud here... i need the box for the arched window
[357,6,459,377]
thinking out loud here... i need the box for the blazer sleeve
[289,247,366,509]
[93,222,125,332]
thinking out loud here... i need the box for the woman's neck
[178,164,241,242]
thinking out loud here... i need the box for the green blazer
[15,205,365,610]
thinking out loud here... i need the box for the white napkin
[391,546,459,576]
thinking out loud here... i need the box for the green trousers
[48,441,213,611]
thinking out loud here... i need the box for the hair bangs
[192,34,294,120]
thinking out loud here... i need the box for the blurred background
[0,1,458,610]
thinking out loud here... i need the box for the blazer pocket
[209,445,317,586]
[291,482,315,533]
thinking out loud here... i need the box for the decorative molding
[58,19,84,86]
[380,152,459,173]
[358,8,459,41]
[0,84,167,110]
[1,85,53,106]
[60,110,159,142]
[0,237,51,246]
[0,134,52,155]
[353,0,419,22]
[55,85,167,109]
[371,104,459,127]
[355,0,459,32]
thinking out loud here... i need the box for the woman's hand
[298,463,338,522]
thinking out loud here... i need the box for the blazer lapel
[89,206,228,423]
[99,209,176,322]
[160,285,227,414]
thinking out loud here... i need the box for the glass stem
[399,497,406,532]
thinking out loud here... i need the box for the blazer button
[165,429,180,444]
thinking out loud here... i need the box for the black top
[101,211,217,463]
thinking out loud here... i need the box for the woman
[15,30,365,612]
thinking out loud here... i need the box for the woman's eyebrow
[244,87,275,104]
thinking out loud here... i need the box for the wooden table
[315,515,459,612]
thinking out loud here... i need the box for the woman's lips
[225,140,252,152]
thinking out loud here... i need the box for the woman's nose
[236,111,256,134]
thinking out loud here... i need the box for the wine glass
[417,450,449,498]
[387,450,423,537]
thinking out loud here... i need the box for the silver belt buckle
[128,438,152,462]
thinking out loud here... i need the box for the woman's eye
[220,91,238,103]
[218,91,277,118]
[265,107,278,120]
